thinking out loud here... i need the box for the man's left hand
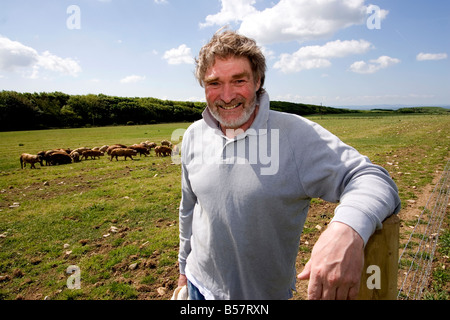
[297,221,364,300]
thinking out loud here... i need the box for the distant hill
[270,100,357,116]
[395,106,450,114]
[334,104,450,111]
[271,100,450,116]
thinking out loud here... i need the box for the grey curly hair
[195,28,267,98]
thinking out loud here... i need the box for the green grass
[0,122,189,300]
[309,114,449,202]
[0,114,448,300]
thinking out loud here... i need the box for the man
[177,29,401,300]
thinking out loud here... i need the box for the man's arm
[292,119,401,299]
[298,164,400,299]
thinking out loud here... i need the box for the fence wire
[397,160,450,300]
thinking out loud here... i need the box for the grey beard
[208,96,258,129]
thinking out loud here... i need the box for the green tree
[0,91,39,131]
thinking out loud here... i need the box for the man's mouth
[219,102,242,110]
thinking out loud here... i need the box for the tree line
[0,91,205,131]
[270,100,355,116]
[0,90,354,132]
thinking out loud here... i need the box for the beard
[207,94,258,130]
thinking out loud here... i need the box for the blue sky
[0,0,449,107]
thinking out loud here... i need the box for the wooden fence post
[357,214,400,300]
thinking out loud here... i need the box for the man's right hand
[178,274,187,287]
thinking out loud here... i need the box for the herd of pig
[19,140,177,169]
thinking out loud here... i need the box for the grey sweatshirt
[178,92,401,300]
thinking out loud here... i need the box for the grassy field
[0,114,448,300]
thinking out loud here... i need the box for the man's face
[204,56,261,130]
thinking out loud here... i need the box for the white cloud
[0,36,39,72]
[200,0,257,28]
[0,35,81,78]
[274,39,373,73]
[274,93,327,105]
[201,0,388,45]
[350,55,400,74]
[120,75,146,84]
[416,52,447,61]
[260,46,276,60]
[37,51,81,77]
[185,96,206,102]
[163,44,194,65]
[154,0,168,4]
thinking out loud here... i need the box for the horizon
[3,89,449,111]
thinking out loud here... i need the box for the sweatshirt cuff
[331,206,377,246]
[179,259,186,275]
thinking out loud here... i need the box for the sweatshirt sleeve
[177,147,197,275]
[331,163,401,245]
[294,119,401,245]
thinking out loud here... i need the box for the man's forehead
[205,56,252,79]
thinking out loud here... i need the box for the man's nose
[220,83,236,103]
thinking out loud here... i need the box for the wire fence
[397,160,450,300]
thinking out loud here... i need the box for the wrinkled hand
[297,222,364,300]
[178,274,187,287]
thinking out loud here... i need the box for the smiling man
[203,55,260,135]
[177,29,401,300]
